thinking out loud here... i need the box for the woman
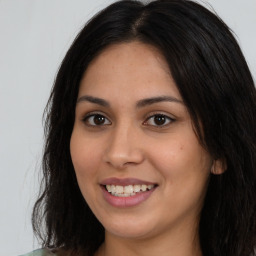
[24,0,256,255]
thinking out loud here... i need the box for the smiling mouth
[104,184,157,197]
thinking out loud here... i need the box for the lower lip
[101,186,156,208]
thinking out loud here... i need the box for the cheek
[70,131,101,182]
[70,131,104,211]
[147,132,212,185]
[149,136,211,215]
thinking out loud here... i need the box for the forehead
[87,41,170,72]
[78,41,181,101]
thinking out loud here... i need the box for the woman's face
[70,41,213,240]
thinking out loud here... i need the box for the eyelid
[143,112,175,127]
[80,111,175,128]
[81,111,112,126]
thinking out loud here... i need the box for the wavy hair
[32,1,256,255]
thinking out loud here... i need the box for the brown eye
[144,114,174,127]
[84,114,111,126]
[93,115,106,125]
[154,115,167,126]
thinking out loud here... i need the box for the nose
[103,124,144,169]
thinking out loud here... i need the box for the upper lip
[100,177,157,186]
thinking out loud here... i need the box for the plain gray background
[0,0,255,255]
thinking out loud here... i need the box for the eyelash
[143,113,175,128]
[82,112,175,128]
[82,112,111,127]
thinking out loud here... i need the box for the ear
[211,158,227,175]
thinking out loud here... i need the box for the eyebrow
[136,96,183,108]
[76,95,183,107]
[77,95,110,107]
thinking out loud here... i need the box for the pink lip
[100,177,157,208]
[100,177,156,186]
[101,186,156,208]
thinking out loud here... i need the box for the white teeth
[148,184,154,190]
[116,185,124,194]
[141,184,147,192]
[105,184,155,196]
[111,185,115,193]
[134,185,140,193]
[124,185,133,194]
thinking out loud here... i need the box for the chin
[103,218,158,239]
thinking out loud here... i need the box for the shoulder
[19,248,57,256]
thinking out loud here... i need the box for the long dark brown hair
[32,1,256,255]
